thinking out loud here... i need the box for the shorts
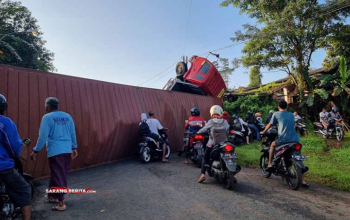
[0,168,32,207]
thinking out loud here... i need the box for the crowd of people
[0,94,78,219]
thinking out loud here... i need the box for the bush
[224,95,278,122]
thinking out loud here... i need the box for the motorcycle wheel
[260,154,271,178]
[336,128,344,141]
[140,147,151,163]
[197,155,203,168]
[165,145,171,159]
[285,160,302,190]
[223,172,236,190]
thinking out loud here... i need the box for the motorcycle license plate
[221,153,237,159]
[194,143,202,149]
[292,155,306,161]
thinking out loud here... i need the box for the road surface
[32,154,350,220]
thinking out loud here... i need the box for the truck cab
[164,56,226,98]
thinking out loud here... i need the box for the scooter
[139,129,171,163]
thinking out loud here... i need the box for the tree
[212,58,233,89]
[0,0,55,71]
[248,66,262,87]
[221,0,350,106]
[319,56,350,116]
[323,24,350,69]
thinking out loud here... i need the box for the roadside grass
[235,132,350,192]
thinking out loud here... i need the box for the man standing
[0,94,32,220]
[147,111,169,162]
[31,97,78,211]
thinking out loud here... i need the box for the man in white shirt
[293,112,302,120]
[147,111,169,162]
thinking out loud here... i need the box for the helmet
[0,94,8,115]
[223,111,228,116]
[247,110,253,115]
[191,107,200,116]
[148,111,155,117]
[210,105,223,116]
[231,114,238,121]
[332,106,339,112]
[269,110,275,114]
[256,112,261,117]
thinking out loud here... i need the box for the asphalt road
[32,154,350,220]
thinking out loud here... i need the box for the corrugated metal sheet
[0,64,222,178]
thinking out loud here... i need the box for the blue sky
[22,0,328,89]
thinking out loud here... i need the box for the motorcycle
[206,142,241,190]
[186,133,207,168]
[1,139,34,220]
[313,118,344,141]
[260,140,309,190]
[295,118,308,136]
[228,129,245,146]
[139,129,171,163]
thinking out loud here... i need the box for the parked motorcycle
[186,133,207,167]
[228,129,245,146]
[295,118,308,136]
[1,139,34,220]
[139,129,171,163]
[206,142,241,190]
[313,118,344,141]
[260,140,309,190]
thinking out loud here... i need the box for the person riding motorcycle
[246,110,260,141]
[260,101,308,187]
[232,114,250,144]
[319,107,329,133]
[327,106,342,136]
[197,105,229,183]
[179,107,206,164]
[266,110,274,124]
[147,111,169,162]
[255,112,264,128]
[0,94,32,220]
[293,112,302,120]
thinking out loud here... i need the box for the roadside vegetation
[235,132,350,192]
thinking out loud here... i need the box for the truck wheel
[176,62,187,78]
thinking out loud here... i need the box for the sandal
[162,159,170,163]
[52,205,66,211]
[45,195,59,203]
[265,166,275,173]
[198,175,206,183]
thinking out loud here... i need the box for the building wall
[0,65,221,178]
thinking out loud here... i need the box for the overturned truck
[164,56,226,98]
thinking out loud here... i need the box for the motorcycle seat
[275,142,298,152]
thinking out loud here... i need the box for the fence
[0,64,222,178]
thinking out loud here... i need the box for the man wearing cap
[31,97,78,211]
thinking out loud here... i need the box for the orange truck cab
[164,56,226,98]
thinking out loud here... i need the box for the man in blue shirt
[31,97,78,211]
[260,101,300,170]
[0,94,32,220]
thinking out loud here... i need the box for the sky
[21,0,329,89]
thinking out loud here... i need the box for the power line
[137,62,177,86]
[183,0,193,54]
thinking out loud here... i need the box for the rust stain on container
[0,65,222,178]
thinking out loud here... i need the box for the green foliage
[314,89,329,100]
[323,25,350,69]
[221,0,350,105]
[248,66,262,87]
[0,0,55,71]
[339,56,349,87]
[224,95,278,122]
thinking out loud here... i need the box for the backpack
[139,120,151,136]
[210,121,228,145]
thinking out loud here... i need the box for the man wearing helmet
[329,106,341,120]
[147,111,169,162]
[179,107,206,164]
[197,105,229,183]
[0,94,32,220]
[232,114,251,144]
